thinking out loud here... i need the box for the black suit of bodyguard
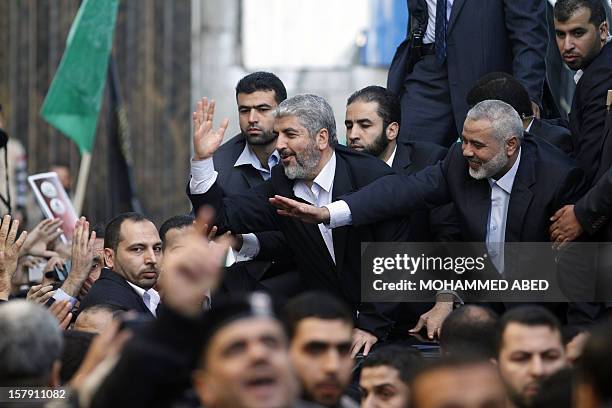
[190,144,399,339]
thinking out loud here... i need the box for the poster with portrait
[28,172,78,243]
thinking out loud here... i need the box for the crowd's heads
[104,212,162,290]
[0,300,63,387]
[463,100,524,180]
[360,345,422,408]
[235,72,287,147]
[466,72,534,121]
[282,291,354,407]
[439,305,499,359]
[554,0,609,70]
[496,306,566,408]
[59,330,96,384]
[274,94,337,180]
[575,321,612,408]
[159,214,195,251]
[410,356,506,408]
[193,292,297,408]
[345,86,400,159]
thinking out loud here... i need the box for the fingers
[7,218,19,246]
[362,338,375,356]
[194,206,216,236]
[14,231,27,252]
[550,206,567,222]
[350,337,364,359]
[0,214,11,246]
[409,316,426,333]
[427,323,437,340]
[49,300,72,330]
[207,225,218,241]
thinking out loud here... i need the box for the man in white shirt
[79,213,162,317]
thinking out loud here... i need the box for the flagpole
[74,152,92,215]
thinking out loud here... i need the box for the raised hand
[0,215,28,299]
[61,217,96,298]
[269,195,331,224]
[192,97,229,161]
[20,218,63,258]
[26,284,56,305]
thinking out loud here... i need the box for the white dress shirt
[385,145,398,168]
[486,148,521,273]
[127,282,161,317]
[424,0,454,44]
[190,145,279,262]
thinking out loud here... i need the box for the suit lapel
[272,170,334,267]
[392,142,413,173]
[464,175,491,241]
[331,155,354,274]
[447,0,467,35]
[505,148,535,242]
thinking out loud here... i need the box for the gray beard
[468,149,509,180]
[283,142,321,180]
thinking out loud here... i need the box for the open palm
[192,97,229,160]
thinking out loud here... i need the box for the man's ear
[490,358,498,366]
[506,136,519,156]
[386,122,399,142]
[600,21,609,42]
[316,128,330,150]
[104,248,115,270]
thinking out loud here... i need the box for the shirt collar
[311,151,336,193]
[385,145,397,167]
[489,147,521,194]
[127,281,159,299]
[525,118,535,133]
[234,143,279,172]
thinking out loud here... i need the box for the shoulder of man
[402,140,448,164]
[334,144,396,186]
[524,134,580,175]
[213,133,247,168]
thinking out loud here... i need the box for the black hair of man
[496,305,562,354]
[576,321,612,405]
[362,345,423,384]
[92,224,105,239]
[466,72,534,119]
[159,214,195,248]
[554,0,607,26]
[282,291,353,340]
[104,212,149,252]
[439,305,499,359]
[60,330,95,384]
[346,85,402,130]
[235,72,287,104]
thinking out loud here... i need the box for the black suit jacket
[345,135,585,244]
[392,141,460,242]
[529,118,574,155]
[388,0,547,125]
[213,134,298,291]
[569,41,612,185]
[189,145,399,339]
[79,268,153,317]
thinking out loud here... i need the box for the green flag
[41,0,119,153]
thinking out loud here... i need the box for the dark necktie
[435,0,448,66]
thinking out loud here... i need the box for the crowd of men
[1,0,612,406]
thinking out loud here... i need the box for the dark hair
[60,331,95,384]
[347,85,401,129]
[282,291,353,339]
[531,368,574,408]
[576,321,612,403]
[554,0,607,26]
[104,212,150,252]
[92,224,105,239]
[496,306,562,354]
[159,214,194,248]
[235,72,287,104]
[466,72,533,119]
[439,305,499,359]
[362,345,423,384]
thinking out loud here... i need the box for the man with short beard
[270,100,585,276]
[80,212,163,316]
[188,94,404,356]
[496,306,567,408]
[207,72,300,300]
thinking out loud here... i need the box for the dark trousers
[399,54,458,147]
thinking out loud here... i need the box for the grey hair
[274,94,338,144]
[465,100,524,144]
[0,300,63,384]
